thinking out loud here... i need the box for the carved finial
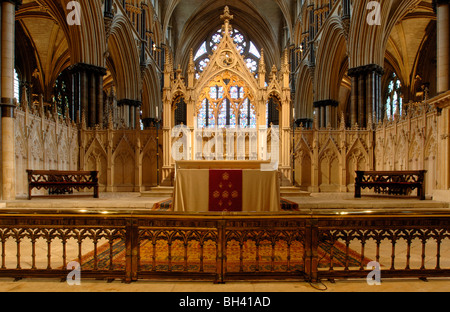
[81,110,87,130]
[340,111,346,130]
[258,49,266,73]
[108,108,113,130]
[313,113,318,130]
[367,113,373,130]
[281,49,290,74]
[270,65,278,82]
[221,6,234,22]
[188,49,195,73]
[271,65,277,75]
[327,122,332,130]
[165,47,173,73]
[221,6,233,35]
[21,85,28,111]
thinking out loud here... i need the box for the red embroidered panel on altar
[209,169,243,211]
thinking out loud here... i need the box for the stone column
[342,0,351,18]
[308,4,316,65]
[434,0,450,196]
[358,72,366,127]
[104,0,113,18]
[130,105,136,129]
[348,65,384,127]
[80,69,88,123]
[1,0,20,200]
[70,63,106,127]
[96,73,104,126]
[89,71,97,127]
[349,75,358,126]
[313,100,338,128]
[117,99,141,129]
[320,106,325,128]
[71,70,80,122]
[437,0,450,93]
[366,71,374,124]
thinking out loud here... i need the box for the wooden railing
[0,209,449,283]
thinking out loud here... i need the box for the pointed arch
[295,63,314,119]
[315,17,348,102]
[142,65,162,119]
[64,0,107,66]
[108,15,142,101]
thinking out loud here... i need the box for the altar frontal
[173,161,280,212]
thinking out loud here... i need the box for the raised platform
[140,186,311,198]
[3,192,449,213]
[141,187,174,198]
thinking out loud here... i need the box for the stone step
[140,187,174,198]
[141,186,310,198]
[280,187,311,197]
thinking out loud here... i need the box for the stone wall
[12,98,445,197]
[293,118,373,193]
[80,127,162,192]
[374,101,438,195]
[293,100,439,196]
[14,107,79,198]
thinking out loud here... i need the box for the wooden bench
[355,170,426,200]
[27,170,99,200]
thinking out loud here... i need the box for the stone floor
[1,192,449,293]
[4,191,449,212]
[0,277,449,292]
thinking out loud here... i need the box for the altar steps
[140,186,309,198]
[280,187,311,198]
[140,187,174,198]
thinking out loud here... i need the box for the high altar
[173,161,280,212]
[161,7,292,212]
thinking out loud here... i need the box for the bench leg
[418,184,425,200]
[355,184,361,198]
[94,186,99,199]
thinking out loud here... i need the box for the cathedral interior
[0,0,450,292]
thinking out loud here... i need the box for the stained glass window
[208,102,216,128]
[249,42,261,58]
[197,84,256,129]
[385,73,402,120]
[240,100,250,127]
[230,86,239,99]
[198,58,210,72]
[198,99,208,128]
[14,69,20,102]
[53,70,71,118]
[249,103,257,128]
[194,27,261,74]
[245,59,258,73]
[194,26,260,129]
[194,42,207,61]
